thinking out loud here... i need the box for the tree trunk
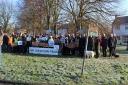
[75,19,80,32]
[47,15,50,30]
[53,23,57,35]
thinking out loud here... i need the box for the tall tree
[18,0,45,35]
[61,0,119,76]
[0,0,14,31]
[61,0,119,32]
[18,0,62,35]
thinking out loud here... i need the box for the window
[122,36,128,43]
[125,25,128,30]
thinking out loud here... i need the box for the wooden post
[0,44,2,68]
[81,26,89,76]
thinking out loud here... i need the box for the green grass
[0,53,128,85]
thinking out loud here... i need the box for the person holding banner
[48,36,55,48]
[18,36,23,53]
[26,35,32,53]
[13,35,18,53]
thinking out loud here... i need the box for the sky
[117,0,128,16]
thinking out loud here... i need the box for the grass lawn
[0,52,128,85]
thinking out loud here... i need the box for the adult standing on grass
[69,34,75,55]
[87,36,93,51]
[101,34,108,57]
[94,36,101,58]
[8,34,13,53]
[113,34,117,53]
[60,35,65,55]
[75,33,80,56]
[108,34,117,57]
[26,34,32,53]
[13,35,18,53]
[48,36,55,47]
[2,32,9,52]
[21,34,26,53]
[79,34,86,57]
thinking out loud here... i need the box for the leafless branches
[0,0,14,31]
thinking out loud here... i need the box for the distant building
[112,16,128,45]
[56,21,110,36]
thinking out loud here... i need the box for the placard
[29,47,59,55]
[18,41,23,45]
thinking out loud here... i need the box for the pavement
[116,45,128,57]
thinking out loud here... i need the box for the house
[56,21,110,36]
[112,16,128,45]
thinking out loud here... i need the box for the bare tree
[61,0,119,76]
[61,0,119,32]
[18,0,62,35]
[43,0,63,35]
[0,0,14,31]
[18,0,46,35]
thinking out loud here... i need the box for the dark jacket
[101,37,108,49]
[108,37,117,48]
[22,36,26,45]
[94,37,100,50]
[79,36,86,50]
[3,35,9,45]
[87,36,93,51]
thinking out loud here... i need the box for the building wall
[113,24,128,45]
[113,24,128,36]
[89,23,99,36]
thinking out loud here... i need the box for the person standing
[17,35,23,53]
[2,32,9,52]
[48,36,55,47]
[21,34,26,54]
[113,34,117,55]
[101,34,108,57]
[70,34,75,55]
[75,33,80,56]
[108,34,117,57]
[87,36,93,51]
[63,35,69,55]
[8,34,13,53]
[79,34,86,57]
[26,34,32,53]
[94,36,101,58]
[13,35,18,53]
[60,35,65,55]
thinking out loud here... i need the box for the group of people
[1,32,117,58]
[60,33,117,58]
[2,32,32,53]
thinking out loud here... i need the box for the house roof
[113,16,128,25]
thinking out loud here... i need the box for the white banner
[29,47,59,55]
